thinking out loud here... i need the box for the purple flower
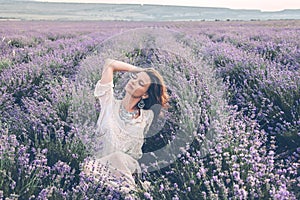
[159,183,164,192]
[144,192,152,200]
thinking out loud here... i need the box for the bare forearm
[105,59,143,72]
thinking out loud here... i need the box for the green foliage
[0,59,12,73]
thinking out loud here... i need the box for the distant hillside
[1,0,300,21]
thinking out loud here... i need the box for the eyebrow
[136,74,145,84]
[137,73,151,86]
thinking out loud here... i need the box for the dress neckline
[116,100,144,125]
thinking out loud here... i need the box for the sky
[33,0,300,11]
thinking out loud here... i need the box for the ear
[142,93,149,99]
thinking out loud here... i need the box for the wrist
[131,65,144,72]
[130,65,139,72]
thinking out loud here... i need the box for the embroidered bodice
[94,80,154,160]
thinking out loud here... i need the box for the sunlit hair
[139,68,169,112]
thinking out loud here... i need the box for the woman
[83,59,169,195]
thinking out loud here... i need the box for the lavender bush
[0,20,299,199]
[196,22,300,165]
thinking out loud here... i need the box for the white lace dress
[83,80,154,193]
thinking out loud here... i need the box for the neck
[122,93,141,112]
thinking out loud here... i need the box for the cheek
[133,87,147,95]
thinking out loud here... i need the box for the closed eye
[139,80,145,86]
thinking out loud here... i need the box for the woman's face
[125,72,151,98]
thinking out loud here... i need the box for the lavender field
[0,20,299,199]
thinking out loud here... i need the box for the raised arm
[100,59,145,84]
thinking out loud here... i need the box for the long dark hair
[137,68,169,118]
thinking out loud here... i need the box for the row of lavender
[195,21,300,158]
[0,20,299,199]
[199,21,300,198]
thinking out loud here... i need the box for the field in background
[1,0,300,21]
[0,20,299,199]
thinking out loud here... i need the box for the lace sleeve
[94,80,114,106]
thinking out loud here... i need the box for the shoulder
[94,80,114,98]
